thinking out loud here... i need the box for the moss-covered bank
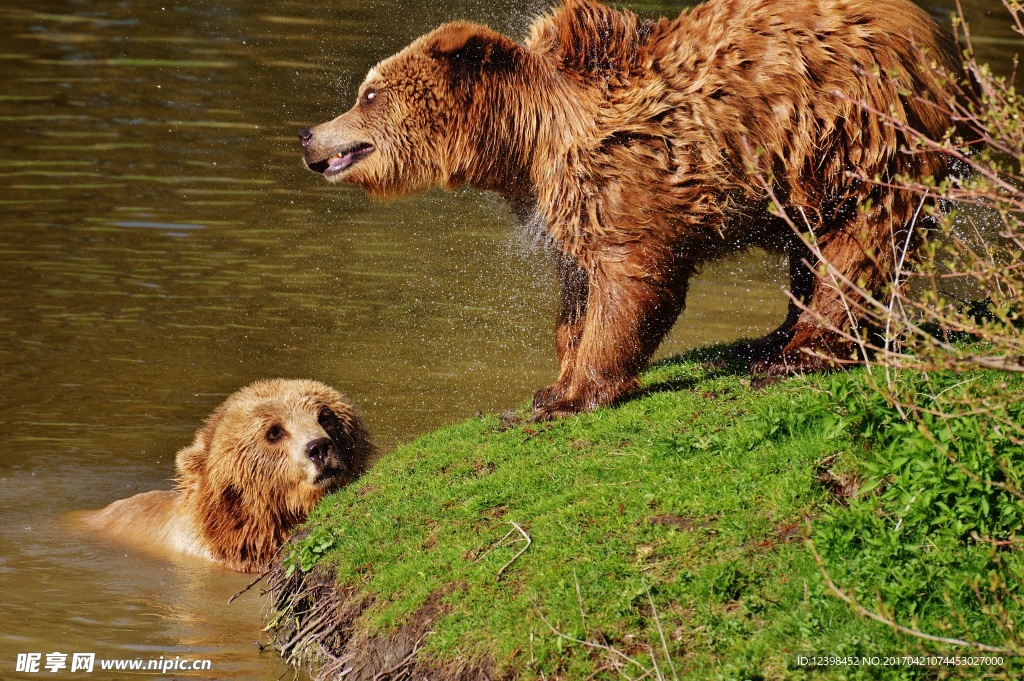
[266,343,1024,680]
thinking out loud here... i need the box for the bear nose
[299,128,313,148]
[305,437,335,468]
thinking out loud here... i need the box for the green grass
[283,343,1024,679]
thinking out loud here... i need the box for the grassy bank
[269,343,1024,680]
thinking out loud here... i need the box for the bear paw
[750,348,842,377]
[531,397,587,421]
[530,378,637,421]
[531,383,567,409]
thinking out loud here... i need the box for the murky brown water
[0,0,1018,678]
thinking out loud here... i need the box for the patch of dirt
[815,454,865,505]
[750,374,783,390]
[648,514,717,531]
[494,410,523,431]
[746,521,806,552]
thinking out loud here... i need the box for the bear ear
[177,396,238,475]
[175,440,206,478]
[318,401,376,472]
[428,22,521,76]
[175,419,215,478]
[317,402,358,452]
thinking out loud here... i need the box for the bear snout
[299,128,330,173]
[299,119,376,178]
[305,436,336,471]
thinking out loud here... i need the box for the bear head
[175,378,374,570]
[300,22,525,197]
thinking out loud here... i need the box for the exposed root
[265,562,503,680]
[265,564,371,679]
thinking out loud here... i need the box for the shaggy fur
[301,0,973,418]
[78,380,374,572]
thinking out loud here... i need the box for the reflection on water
[0,0,1018,677]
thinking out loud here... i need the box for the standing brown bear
[301,0,971,419]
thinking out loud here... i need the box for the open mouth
[307,142,375,177]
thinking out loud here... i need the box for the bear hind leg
[746,241,818,365]
[752,199,910,377]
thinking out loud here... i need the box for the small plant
[284,526,337,577]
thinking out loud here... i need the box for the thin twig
[473,525,517,564]
[645,580,678,681]
[229,567,272,604]
[496,521,532,582]
[536,610,652,676]
[646,643,663,681]
[970,531,1024,549]
[574,569,589,636]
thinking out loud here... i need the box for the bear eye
[363,89,378,105]
[265,424,286,443]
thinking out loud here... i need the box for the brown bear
[77,379,374,572]
[299,0,972,419]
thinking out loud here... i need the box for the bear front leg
[533,254,589,409]
[533,263,688,420]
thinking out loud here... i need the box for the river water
[0,0,1018,677]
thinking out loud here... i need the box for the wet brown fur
[302,0,974,418]
[77,379,374,572]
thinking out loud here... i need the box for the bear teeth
[324,143,375,176]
